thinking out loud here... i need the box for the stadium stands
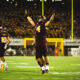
[0,0,78,39]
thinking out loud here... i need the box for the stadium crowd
[0,1,80,39]
[2,1,79,39]
[5,8,71,39]
[0,0,79,57]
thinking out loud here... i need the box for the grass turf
[0,56,80,80]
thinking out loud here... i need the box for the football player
[25,10,55,74]
[0,26,11,70]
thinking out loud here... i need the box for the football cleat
[42,70,45,74]
[41,66,45,74]
[45,66,49,73]
[5,65,8,71]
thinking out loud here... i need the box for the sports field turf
[0,56,80,80]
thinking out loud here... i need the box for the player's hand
[50,13,55,22]
[4,43,8,49]
[4,43,9,50]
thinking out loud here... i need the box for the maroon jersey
[0,28,8,57]
[35,22,48,58]
[35,22,47,46]
[0,29,8,45]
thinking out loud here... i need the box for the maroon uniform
[0,28,8,57]
[35,22,48,58]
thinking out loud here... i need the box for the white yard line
[2,76,80,80]
[16,66,55,68]
[8,63,28,64]
[50,72,80,75]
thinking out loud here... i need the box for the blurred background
[0,0,80,56]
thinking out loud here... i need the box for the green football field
[0,56,80,80]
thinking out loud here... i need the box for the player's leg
[0,48,8,70]
[43,45,49,72]
[36,58,44,67]
[44,56,49,72]
[36,46,45,74]
[41,57,46,74]
[36,58,45,74]
[36,46,43,67]
[0,57,8,69]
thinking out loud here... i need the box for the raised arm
[4,35,11,49]
[27,16,35,26]
[25,9,35,26]
[7,36,11,45]
[45,13,55,27]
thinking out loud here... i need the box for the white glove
[4,43,8,49]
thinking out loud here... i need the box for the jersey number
[36,26,40,32]
[1,37,7,43]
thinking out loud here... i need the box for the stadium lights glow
[10,1,13,4]
[55,0,62,1]
[40,0,47,2]
[6,0,9,1]
[62,2,64,4]
[27,0,33,1]
[52,0,55,2]
[27,0,29,1]
[44,0,47,2]
[12,0,15,1]
[26,0,63,2]
[40,0,62,2]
